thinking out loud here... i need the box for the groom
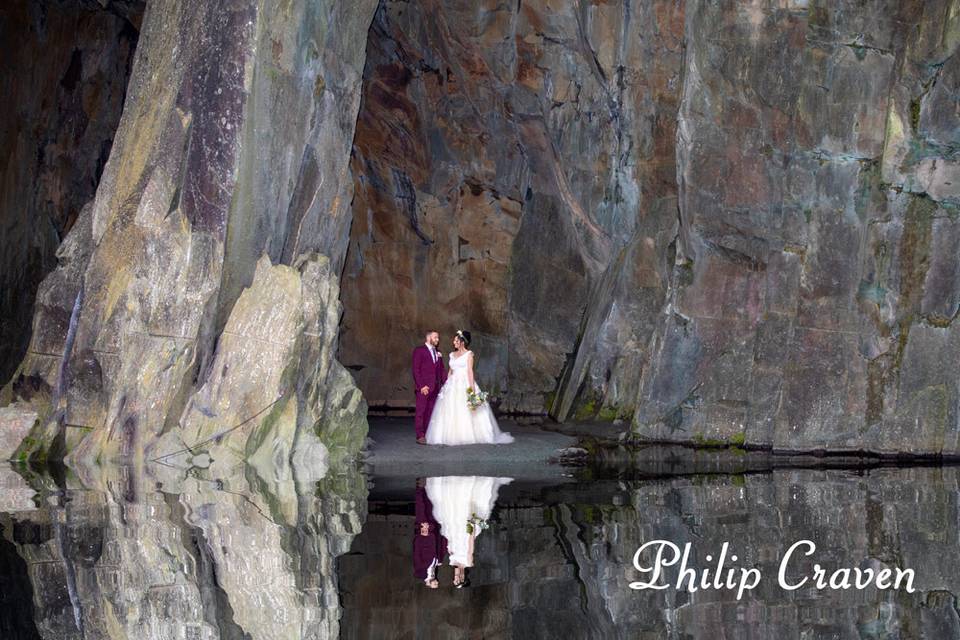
[412,330,446,445]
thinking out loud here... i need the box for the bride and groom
[411,329,514,446]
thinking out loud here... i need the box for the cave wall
[0,0,140,385]
[341,0,682,413]
[1,0,958,457]
[342,0,960,454]
[633,0,960,454]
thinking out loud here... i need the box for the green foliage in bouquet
[466,386,488,410]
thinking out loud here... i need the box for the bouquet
[466,513,489,534]
[466,386,488,410]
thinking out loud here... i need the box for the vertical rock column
[550,0,686,423]
[3,0,379,464]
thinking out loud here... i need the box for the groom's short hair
[425,330,438,338]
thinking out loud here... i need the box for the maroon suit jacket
[413,485,448,579]
[412,344,446,395]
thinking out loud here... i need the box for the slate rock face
[2,0,378,463]
[171,254,366,469]
[0,407,37,461]
[341,0,960,454]
[633,0,960,454]
[341,0,683,414]
[2,0,959,457]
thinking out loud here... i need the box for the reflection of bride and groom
[414,476,512,588]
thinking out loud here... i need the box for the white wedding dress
[426,476,512,567]
[425,350,514,445]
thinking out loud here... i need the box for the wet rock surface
[364,417,577,479]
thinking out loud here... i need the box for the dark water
[1,457,959,639]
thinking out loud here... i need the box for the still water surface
[0,455,958,639]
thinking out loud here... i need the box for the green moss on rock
[597,405,619,422]
[691,431,746,449]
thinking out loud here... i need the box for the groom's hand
[420,386,430,396]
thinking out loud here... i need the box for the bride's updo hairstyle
[455,329,472,347]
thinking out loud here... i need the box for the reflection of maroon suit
[412,344,446,439]
[413,484,447,579]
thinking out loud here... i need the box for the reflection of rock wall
[558,468,960,637]
[341,0,682,413]
[2,0,378,463]
[341,469,960,638]
[0,463,367,640]
[341,507,617,638]
[0,1,140,385]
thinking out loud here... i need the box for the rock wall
[2,0,378,464]
[3,0,959,456]
[341,0,960,454]
[0,0,141,385]
[341,0,682,413]
[633,0,960,454]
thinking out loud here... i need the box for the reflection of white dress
[425,351,514,445]
[426,476,512,567]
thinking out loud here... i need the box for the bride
[425,330,514,446]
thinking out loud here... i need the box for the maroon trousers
[415,391,438,439]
